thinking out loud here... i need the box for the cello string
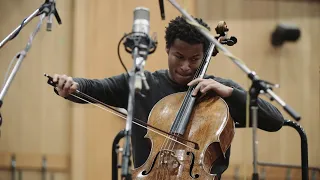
[157,42,213,171]
[156,52,208,165]
[164,43,211,155]
[167,42,214,152]
[158,53,207,167]
[156,65,201,169]
[157,65,202,168]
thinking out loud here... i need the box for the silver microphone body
[133,7,150,35]
[47,13,53,31]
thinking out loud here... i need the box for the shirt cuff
[224,87,246,105]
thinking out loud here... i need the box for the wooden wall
[0,0,72,179]
[196,0,320,177]
[0,0,319,180]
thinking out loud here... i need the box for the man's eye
[191,58,200,62]
[175,55,183,59]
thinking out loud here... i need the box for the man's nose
[180,61,191,71]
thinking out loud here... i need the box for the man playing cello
[50,16,284,179]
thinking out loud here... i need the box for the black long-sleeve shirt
[63,69,284,175]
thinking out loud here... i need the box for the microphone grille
[133,7,150,34]
[134,7,150,21]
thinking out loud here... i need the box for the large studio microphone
[124,7,157,58]
[133,7,150,42]
[124,7,157,91]
[133,7,150,91]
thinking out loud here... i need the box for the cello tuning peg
[215,21,229,36]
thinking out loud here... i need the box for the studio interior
[0,0,319,180]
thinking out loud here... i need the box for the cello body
[132,92,235,179]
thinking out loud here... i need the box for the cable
[117,33,131,73]
[117,32,155,74]
[8,18,27,41]
[2,53,20,88]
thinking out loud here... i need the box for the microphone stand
[166,0,302,179]
[0,0,62,126]
[0,0,61,49]
[113,31,152,179]
[120,50,149,180]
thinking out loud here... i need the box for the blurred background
[0,0,319,179]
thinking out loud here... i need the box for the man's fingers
[201,84,216,94]
[57,75,69,89]
[192,83,204,96]
[52,74,76,98]
[55,87,67,97]
[57,78,66,89]
[53,74,59,83]
[63,77,73,91]
[55,87,61,92]
[187,78,203,86]
[69,83,79,93]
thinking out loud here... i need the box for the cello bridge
[159,150,180,169]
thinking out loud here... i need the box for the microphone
[47,13,53,31]
[132,7,150,91]
[40,0,62,31]
[159,0,165,20]
[42,0,55,31]
[123,7,157,92]
[124,7,157,57]
[133,7,150,38]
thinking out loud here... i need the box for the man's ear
[166,48,169,54]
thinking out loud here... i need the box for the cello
[131,21,236,180]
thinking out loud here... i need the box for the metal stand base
[252,173,259,180]
[112,130,126,180]
[284,119,308,180]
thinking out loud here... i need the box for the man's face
[167,39,204,86]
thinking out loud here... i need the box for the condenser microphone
[124,7,157,57]
[133,7,150,36]
[123,7,157,91]
[47,13,53,31]
[132,7,150,91]
[43,0,55,31]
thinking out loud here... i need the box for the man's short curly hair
[165,16,211,51]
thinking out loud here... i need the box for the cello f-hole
[142,152,161,175]
[186,151,200,179]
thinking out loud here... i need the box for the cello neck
[170,42,216,135]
